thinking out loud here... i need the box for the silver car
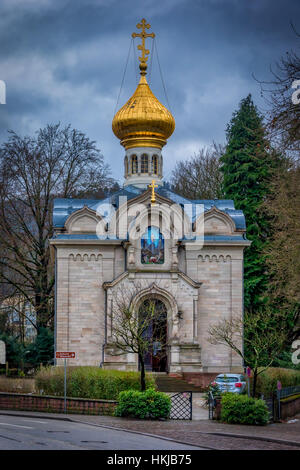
[214,373,247,394]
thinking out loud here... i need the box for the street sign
[55,352,76,414]
[246,366,251,397]
[56,352,75,359]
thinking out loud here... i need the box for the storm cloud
[0,0,299,183]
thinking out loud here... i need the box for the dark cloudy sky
[0,0,299,184]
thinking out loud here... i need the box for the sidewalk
[0,409,299,450]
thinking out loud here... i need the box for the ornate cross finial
[132,18,155,75]
[149,179,158,204]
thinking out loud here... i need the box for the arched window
[152,155,158,175]
[141,226,164,265]
[141,154,149,174]
[138,299,167,372]
[124,156,128,176]
[131,155,138,174]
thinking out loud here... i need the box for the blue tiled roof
[52,233,248,243]
[182,235,248,242]
[53,183,247,231]
[53,234,117,240]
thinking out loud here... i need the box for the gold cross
[149,179,158,204]
[132,18,155,74]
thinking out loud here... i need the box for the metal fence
[207,385,300,422]
[208,391,215,420]
[170,392,192,420]
[275,385,300,420]
[277,385,300,400]
[264,397,274,421]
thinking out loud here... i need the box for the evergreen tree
[220,94,275,310]
[26,328,54,367]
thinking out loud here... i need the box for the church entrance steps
[154,374,205,393]
[182,373,219,389]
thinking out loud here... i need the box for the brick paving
[1,409,299,450]
[71,414,300,450]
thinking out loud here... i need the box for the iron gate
[208,391,215,420]
[264,397,274,421]
[170,392,192,420]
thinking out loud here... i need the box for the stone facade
[51,189,250,374]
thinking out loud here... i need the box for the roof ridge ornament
[132,18,155,76]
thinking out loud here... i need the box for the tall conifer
[220,94,274,310]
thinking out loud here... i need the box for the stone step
[154,375,204,392]
[182,372,218,389]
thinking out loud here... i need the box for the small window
[124,156,128,176]
[152,155,158,175]
[131,155,138,174]
[141,154,149,174]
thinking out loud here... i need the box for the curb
[205,431,300,448]
[0,410,72,422]
[69,418,212,450]
[0,410,210,450]
[73,422,300,449]
[1,409,300,449]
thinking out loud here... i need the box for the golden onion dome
[112,74,175,150]
[112,19,175,150]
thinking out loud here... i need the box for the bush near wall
[220,393,269,425]
[0,377,35,394]
[115,388,171,419]
[255,368,300,397]
[35,367,155,400]
[0,392,117,416]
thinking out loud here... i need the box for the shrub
[221,393,269,425]
[35,366,155,400]
[115,388,171,419]
[203,381,222,407]
[255,368,300,397]
[0,333,25,368]
[25,328,54,367]
[0,377,35,394]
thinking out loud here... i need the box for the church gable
[65,207,100,234]
[198,207,237,235]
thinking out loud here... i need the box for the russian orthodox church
[51,19,250,377]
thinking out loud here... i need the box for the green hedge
[115,388,171,419]
[220,393,269,425]
[255,368,300,397]
[35,367,155,400]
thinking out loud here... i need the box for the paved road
[0,414,204,450]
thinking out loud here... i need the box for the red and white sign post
[56,352,76,413]
[246,366,251,397]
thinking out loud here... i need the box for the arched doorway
[138,298,168,372]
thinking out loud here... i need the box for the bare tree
[257,26,300,156]
[0,123,115,332]
[207,310,287,396]
[170,143,224,200]
[108,285,168,391]
[262,157,300,341]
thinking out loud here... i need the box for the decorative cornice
[69,253,102,262]
[103,271,129,290]
[198,254,231,263]
[177,271,202,289]
[102,270,201,290]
